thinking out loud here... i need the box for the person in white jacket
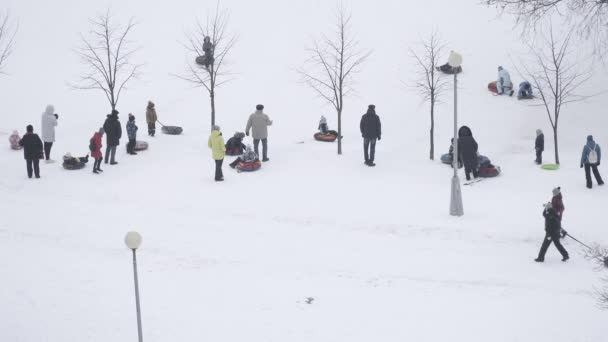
[245,104,273,162]
[40,105,58,162]
[496,66,514,96]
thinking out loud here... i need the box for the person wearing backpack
[90,127,104,174]
[580,135,604,189]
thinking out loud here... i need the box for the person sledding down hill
[225,132,246,156]
[229,145,261,172]
[314,116,339,142]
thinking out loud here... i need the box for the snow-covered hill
[1,0,607,341]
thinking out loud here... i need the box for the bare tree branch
[0,10,18,75]
[72,10,141,113]
[298,4,372,155]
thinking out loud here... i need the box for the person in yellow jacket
[208,125,226,181]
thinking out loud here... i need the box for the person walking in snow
[535,202,569,262]
[457,126,478,180]
[9,130,21,150]
[41,104,58,162]
[496,66,514,96]
[245,104,273,162]
[90,128,104,174]
[126,113,138,155]
[535,129,544,165]
[18,125,43,179]
[103,110,122,165]
[146,101,158,137]
[208,125,226,181]
[360,104,382,167]
[580,135,604,189]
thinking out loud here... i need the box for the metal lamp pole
[125,231,144,342]
[448,52,464,216]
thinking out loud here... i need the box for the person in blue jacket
[497,66,514,96]
[580,135,603,188]
[518,81,533,99]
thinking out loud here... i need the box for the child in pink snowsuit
[9,130,22,150]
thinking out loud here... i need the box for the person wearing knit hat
[535,129,544,165]
[551,186,564,221]
[535,201,569,262]
[103,110,122,164]
[360,104,381,166]
[245,104,273,162]
[90,127,105,173]
[126,113,138,155]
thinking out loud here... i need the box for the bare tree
[299,5,371,155]
[177,5,236,130]
[486,0,608,54]
[410,33,448,161]
[0,10,17,74]
[518,28,591,164]
[74,10,141,113]
[584,244,608,309]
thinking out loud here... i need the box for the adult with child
[90,128,104,174]
[208,125,226,181]
[580,135,603,189]
[18,125,43,179]
[146,101,158,137]
[103,110,122,165]
[246,104,273,162]
[360,104,382,167]
[41,104,58,163]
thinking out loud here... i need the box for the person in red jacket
[551,187,564,220]
[90,128,104,174]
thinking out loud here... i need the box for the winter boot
[534,258,544,262]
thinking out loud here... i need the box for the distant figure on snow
[229,144,259,168]
[246,104,273,162]
[208,125,226,181]
[580,135,603,189]
[146,101,158,137]
[360,104,382,167]
[551,187,565,220]
[9,130,21,150]
[202,36,215,69]
[41,104,58,162]
[225,132,246,155]
[18,125,43,179]
[458,126,478,180]
[103,110,122,165]
[90,128,104,174]
[535,129,544,165]
[518,81,533,100]
[126,113,139,155]
[496,66,514,96]
[318,115,328,134]
[535,202,569,262]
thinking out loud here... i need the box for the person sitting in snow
[535,202,569,262]
[437,53,463,75]
[229,144,259,169]
[225,132,246,155]
[318,116,329,134]
[496,66,514,96]
[518,81,533,99]
[126,113,138,155]
[535,129,544,165]
[62,153,89,167]
[9,130,22,150]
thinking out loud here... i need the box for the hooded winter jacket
[103,114,122,146]
[497,68,513,93]
[581,135,601,165]
[127,119,138,140]
[146,103,157,124]
[90,132,103,159]
[543,208,562,236]
[535,130,544,152]
[9,131,21,149]
[552,193,565,219]
[41,105,57,143]
[246,110,273,139]
[457,126,478,170]
[208,130,226,160]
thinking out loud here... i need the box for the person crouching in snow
[496,66,514,96]
[535,202,569,262]
[518,81,533,99]
[318,116,329,134]
[90,128,104,173]
[208,125,226,181]
[225,132,246,155]
[9,130,21,150]
[535,129,544,165]
[126,113,138,155]
[230,144,259,168]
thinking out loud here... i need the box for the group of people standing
[14,101,160,178]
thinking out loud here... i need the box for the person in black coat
[535,203,569,262]
[457,126,478,180]
[103,110,122,165]
[225,132,246,155]
[535,129,544,165]
[360,104,382,166]
[18,125,43,179]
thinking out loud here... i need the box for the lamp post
[448,51,464,216]
[125,231,144,342]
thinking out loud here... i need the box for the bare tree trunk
[337,108,342,155]
[430,97,435,160]
[553,125,560,165]
[210,91,216,129]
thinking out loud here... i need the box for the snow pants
[584,163,604,188]
[253,139,268,160]
[43,141,53,160]
[364,138,377,163]
[537,233,569,261]
[26,158,40,178]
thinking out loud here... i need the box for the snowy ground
[1,0,608,341]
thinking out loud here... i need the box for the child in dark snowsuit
[126,113,138,155]
[535,202,569,262]
[535,129,544,164]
